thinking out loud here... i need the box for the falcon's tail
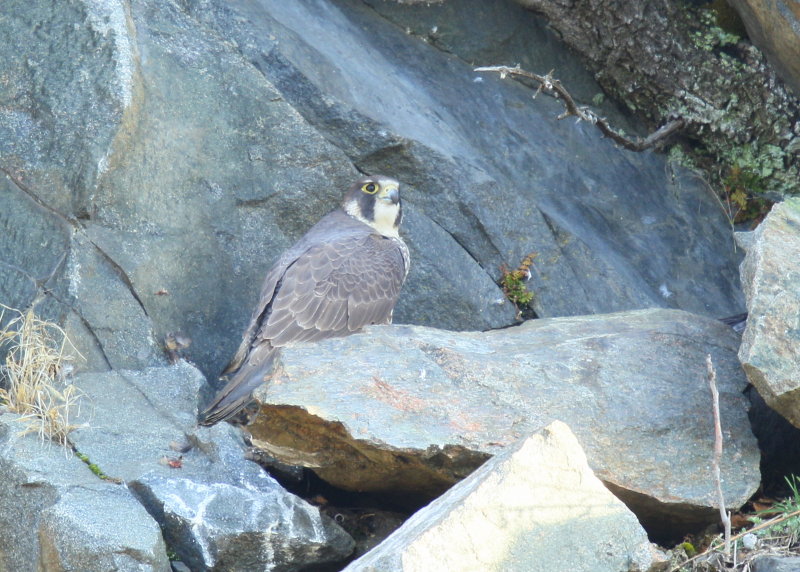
[198,346,278,426]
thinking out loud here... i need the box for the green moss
[680,541,697,557]
[73,448,120,482]
[689,8,740,52]
[660,4,799,211]
[723,143,785,182]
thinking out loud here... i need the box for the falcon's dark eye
[361,182,378,194]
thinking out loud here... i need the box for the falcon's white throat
[345,196,401,238]
[372,198,402,238]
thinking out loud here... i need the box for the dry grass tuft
[0,304,84,446]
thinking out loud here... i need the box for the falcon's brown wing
[264,232,406,347]
[219,210,357,378]
[199,222,407,426]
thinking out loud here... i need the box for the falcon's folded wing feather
[200,224,406,426]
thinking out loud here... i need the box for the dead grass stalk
[0,303,83,446]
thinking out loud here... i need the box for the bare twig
[668,508,800,571]
[707,354,732,555]
[474,65,685,151]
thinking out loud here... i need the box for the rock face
[727,0,800,95]
[0,412,170,571]
[130,473,353,571]
[39,488,170,572]
[0,363,355,571]
[248,308,760,540]
[345,421,658,572]
[72,363,356,570]
[738,199,800,428]
[0,0,763,565]
[0,0,744,385]
[752,555,800,572]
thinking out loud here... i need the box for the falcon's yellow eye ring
[361,182,378,194]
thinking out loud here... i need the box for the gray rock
[248,308,760,539]
[1,0,745,386]
[65,230,165,371]
[738,198,800,428]
[67,362,355,570]
[131,473,353,572]
[751,555,800,572]
[39,488,169,572]
[0,0,132,213]
[0,176,72,326]
[345,421,659,572]
[0,412,170,571]
[205,0,744,320]
[727,0,800,95]
[0,361,354,571]
[67,363,207,481]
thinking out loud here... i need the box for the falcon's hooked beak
[380,185,400,205]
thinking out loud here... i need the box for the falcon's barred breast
[199,175,409,425]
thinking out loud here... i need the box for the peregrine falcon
[199,175,409,426]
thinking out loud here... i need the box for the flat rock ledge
[249,308,761,540]
[345,421,661,572]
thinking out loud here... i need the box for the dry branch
[707,354,732,555]
[475,65,685,152]
[500,1,800,198]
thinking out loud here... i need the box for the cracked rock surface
[1,0,744,384]
[249,308,760,540]
[0,362,355,571]
[0,413,171,572]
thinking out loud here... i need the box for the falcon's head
[342,175,403,238]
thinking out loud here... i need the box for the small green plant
[0,304,83,446]
[166,547,180,561]
[723,164,772,223]
[500,253,536,317]
[668,143,776,225]
[719,142,783,222]
[750,475,800,544]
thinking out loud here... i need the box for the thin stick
[474,65,685,152]
[668,509,800,571]
[707,354,732,555]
